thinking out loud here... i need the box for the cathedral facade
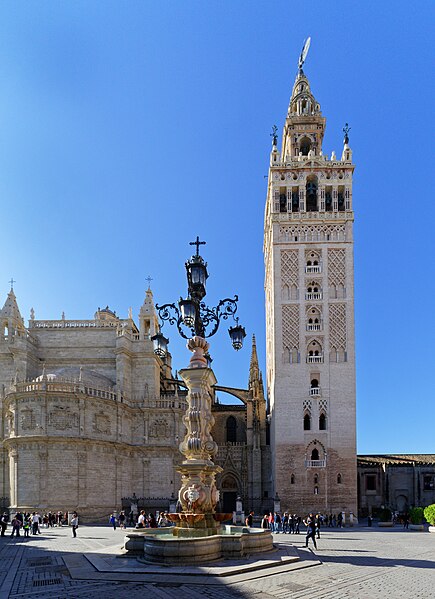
[0,287,270,520]
[263,62,357,516]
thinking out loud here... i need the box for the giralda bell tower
[264,40,357,517]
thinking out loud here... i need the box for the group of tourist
[260,512,302,533]
[0,510,72,538]
[246,510,349,550]
[135,511,171,529]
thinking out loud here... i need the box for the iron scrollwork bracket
[155,303,189,340]
[200,295,239,338]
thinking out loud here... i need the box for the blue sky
[0,1,433,454]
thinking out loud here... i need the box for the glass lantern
[186,255,208,300]
[228,323,246,351]
[151,332,169,357]
[179,298,196,328]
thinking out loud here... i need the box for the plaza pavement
[0,524,433,599]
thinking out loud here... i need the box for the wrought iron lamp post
[151,236,246,356]
[151,238,246,535]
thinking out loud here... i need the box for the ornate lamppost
[151,238,246,536]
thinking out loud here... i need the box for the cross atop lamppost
[189,236,206,256]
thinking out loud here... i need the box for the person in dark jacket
[304,513,317,549]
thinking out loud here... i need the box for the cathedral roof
[33,367,115,389]
[358,454,435,466]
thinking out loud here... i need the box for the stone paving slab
[0,525,434,598]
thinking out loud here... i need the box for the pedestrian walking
[261,513,269,529]
[31,512,40,535]
[71,512,79,538]
[0,513,7,537]
[304,513,317,549]
[109,513,117,530]
[10,515,22,538]
[294,514,300,534]
[245,510,254,528]
[315,513,321,539]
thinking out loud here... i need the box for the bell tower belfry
[264,41,357,517]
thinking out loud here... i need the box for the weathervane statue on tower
[298,37,311,72]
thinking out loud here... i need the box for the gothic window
[325,187,333,211]
[292,188,299,212]
[337,474,342,484]
[314,474,318,484]
[319,413,327,430]
[338,186,345,211]
[291,474,295,484]
[307,307,321,331]
[314,486,319,495]
[306,176,318,211]
[306,281,321,302]
[226,416,237,443]
[308,340,322,358]
[279,193,287,213]
[289,348,299,364]
[300,136,311,156]
[282,284,290,300]
[303,414,311,430]
[311,448,319,461]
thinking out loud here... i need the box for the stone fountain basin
[124,525,274,564]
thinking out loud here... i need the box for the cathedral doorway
[222,492,237,513]
[221,474,239,513]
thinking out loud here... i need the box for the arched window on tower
[337,473,342,484]
[311,448,319,461]
[226,416,237,443]
[319,413,327,431]
[300,136,311,156]
[325,187,333,211]
[292,188,299,212]
[307,307,321,331]
[303,414,311,431]
[307,340,323,362]
[291,474,295,484]
[314,474,319,484]
[306,176,318,211]
[338,186,345,211]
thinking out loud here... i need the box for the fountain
[124,239,273,564]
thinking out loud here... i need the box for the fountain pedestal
[123,336,273,564]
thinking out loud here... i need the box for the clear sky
[0,1,433,454]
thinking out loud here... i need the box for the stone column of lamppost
[177,336,223,532]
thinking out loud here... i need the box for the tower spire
[0,287,25,338]
[249,334,260,386]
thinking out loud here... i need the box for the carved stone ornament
[48,405,79,430]
[21,408,36,431]
[149,418,169,439]
[6,411,15,434]
[93,412,112,435]
[187,336,209,368]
